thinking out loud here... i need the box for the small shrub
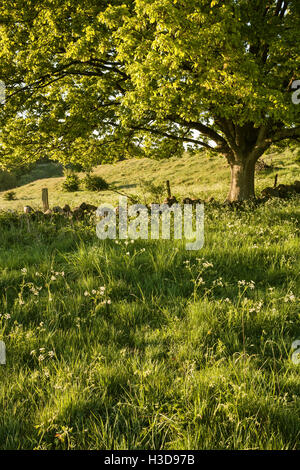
[63,167,77,177]
[62,174,80,192]
[3,190,17,201]
[83,174,109,191]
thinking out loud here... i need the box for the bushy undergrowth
[3,191,16,201]
[0,196,299,450]
[62,174,80,192]
[83,174,109,191]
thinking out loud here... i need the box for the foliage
[3,190,16,200]
[62,174,80,192]
[64,162,85,174]
[18,162,63,187]
[83,173,109,191]
[1,147,299,212]
[0,170,17,191]
[0,1,299,199]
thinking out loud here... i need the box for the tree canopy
[0,0,299,199]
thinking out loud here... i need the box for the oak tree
[0,0,299,200]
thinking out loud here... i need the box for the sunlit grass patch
[0,190,299,450]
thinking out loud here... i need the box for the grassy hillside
[1,148,299,211]
[0,149,299,450]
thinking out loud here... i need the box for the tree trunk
[227,159,256,202]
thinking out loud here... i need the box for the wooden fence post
[166,180,171,198]
[42,188,49,212]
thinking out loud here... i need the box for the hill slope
[0,149,299,449]
[1,148,299,211]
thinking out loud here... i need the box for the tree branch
[166,114,228,146]
[129,125,217,150]
[270,126,300,142]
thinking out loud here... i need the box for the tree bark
[227,159,256,202]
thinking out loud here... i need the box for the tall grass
[0,194,299,450]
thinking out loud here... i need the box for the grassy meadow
[1,147,299,211]
[0,149,299,450]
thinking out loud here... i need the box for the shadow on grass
[17,162,63,188]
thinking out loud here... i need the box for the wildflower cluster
[30,348,55,362]
[83,285,112,307]
[238,280,255,290]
